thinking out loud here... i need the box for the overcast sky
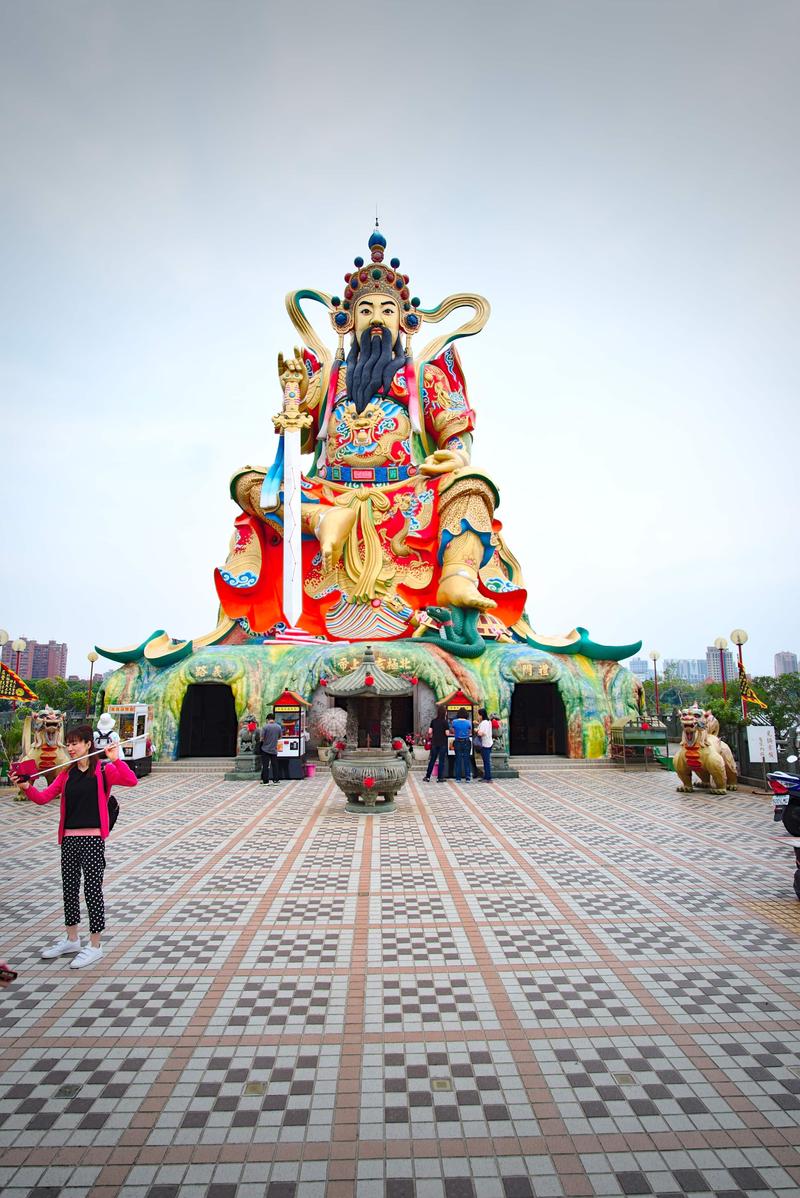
[1,0,798,676]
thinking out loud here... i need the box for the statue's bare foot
[315,507,357,571]
[437,573,496,611]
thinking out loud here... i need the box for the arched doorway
[510,683,567,755]
[178,684,237,757]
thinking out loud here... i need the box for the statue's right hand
[277,347,309,401]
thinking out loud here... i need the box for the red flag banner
[0,662,37,703]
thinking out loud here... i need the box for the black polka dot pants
[61,836,106,935]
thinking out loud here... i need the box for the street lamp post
[731,628,749,720]
[86,651,99,717]
[714,637,728,700]
[10,638,26,711]
[648,650,661,718]
[12,638,26,676]
[0,631,7,698]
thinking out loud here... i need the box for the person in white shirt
[475,707,493,783]
[94,713,123,756]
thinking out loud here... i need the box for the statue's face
[354,293,401,342]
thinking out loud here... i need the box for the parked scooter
[767,757,800,900]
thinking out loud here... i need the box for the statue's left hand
[419,449,467,476]
[278,347,309,401]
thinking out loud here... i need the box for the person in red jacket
[11,723,137,969]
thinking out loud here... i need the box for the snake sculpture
[419,605,486,658]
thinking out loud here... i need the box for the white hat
[96,713,116,733]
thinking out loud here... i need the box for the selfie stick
[10,735,147,782]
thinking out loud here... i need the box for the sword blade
[282,427,303,628]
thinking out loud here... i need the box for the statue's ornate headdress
[283,226,490,409]
[328,225,422,340]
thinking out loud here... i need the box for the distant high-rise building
[706,645,736,685]
[774,651,798,677]
[629,657,652,679]
[0,637,68,680]
[664,659,708,683]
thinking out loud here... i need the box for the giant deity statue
[97,224,641,762]
[215,226,528,647]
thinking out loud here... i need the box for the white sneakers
[41,937,83,959]
[70,945,103,969]
[41,937,103,968]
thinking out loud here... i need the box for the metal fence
[721,723,799,787]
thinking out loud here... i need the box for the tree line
[642,671,800,749]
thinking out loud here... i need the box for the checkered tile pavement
[360,1042,538,1142]
[1,765,799,1197]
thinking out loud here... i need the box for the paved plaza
[1,766,799,1198]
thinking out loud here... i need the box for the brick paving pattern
[1,766,799,1197]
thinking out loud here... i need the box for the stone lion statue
[702,710,738,790]
[237,713,258,754]
[673,708,728,796]
[16,706,70,799]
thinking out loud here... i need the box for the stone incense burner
[325,646,413,814]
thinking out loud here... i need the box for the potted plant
[404,732,427,763]
[0,717,24,786]
[314,707,348,763]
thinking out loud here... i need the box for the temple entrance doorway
[178,684,237,757]
[509,683,567,755]
[391,696,414,742]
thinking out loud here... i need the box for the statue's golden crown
[329,225,422,339]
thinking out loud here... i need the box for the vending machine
[272,690,309,779]
[107,703,153,776]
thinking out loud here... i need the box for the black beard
[345,327,408,414]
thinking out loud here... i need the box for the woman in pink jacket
[11,722,137,969]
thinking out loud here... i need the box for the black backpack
[100,761,120,831]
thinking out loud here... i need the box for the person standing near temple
[259,713,282,785]
[424,706,449,783]
[451,708,473,783]
[475,707,494,783]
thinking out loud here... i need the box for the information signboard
[746,724,778,764]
